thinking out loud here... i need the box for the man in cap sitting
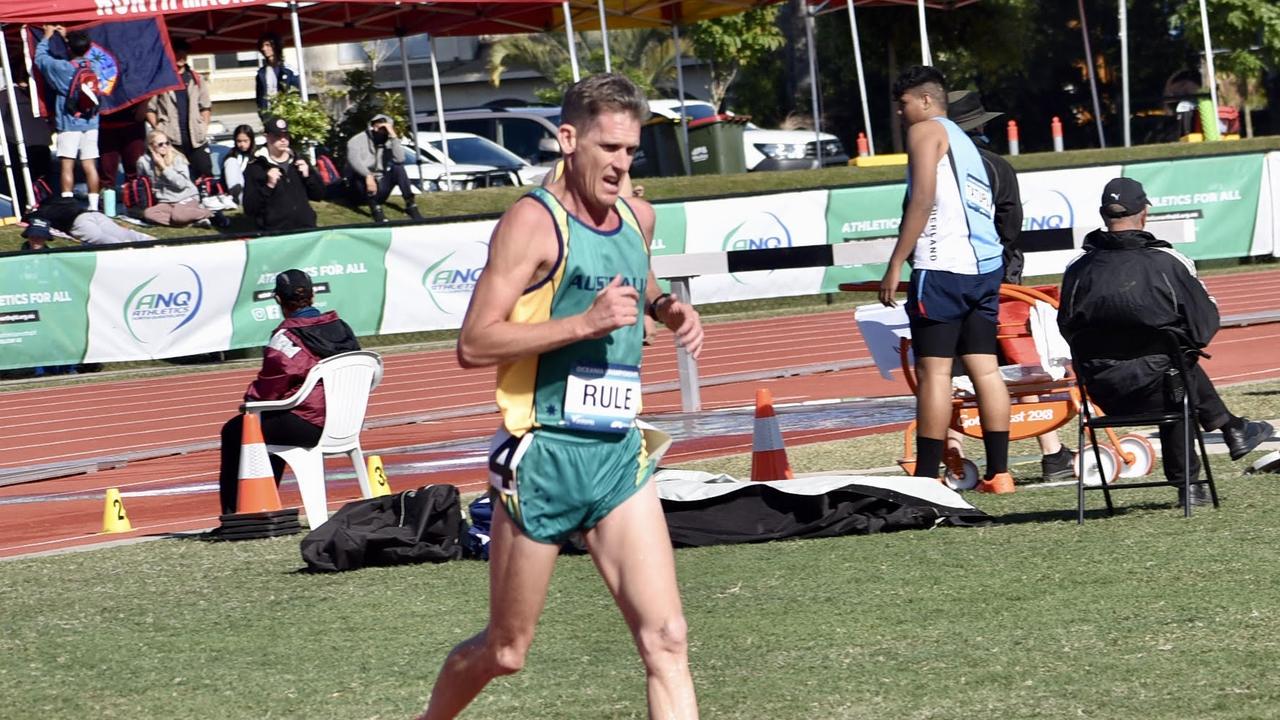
[216,269,361,515]
[344,113,422,223]
[243,116,324,232]
[1058,177,1274,506]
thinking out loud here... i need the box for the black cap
[1100,177,1151,218]
[274,269,312,300]
[22,217,51,241]
[947,90,1003,132]
[264,116,291,139]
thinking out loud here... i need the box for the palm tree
[488,28,681,102]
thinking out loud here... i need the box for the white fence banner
[379,220,497,334]
[1017,164,1122,277]
[1260,152,1280,258]
[83,241,246,363]
[682,189,830,304]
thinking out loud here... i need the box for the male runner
[879,66,1014,494]
[415,73,704,720]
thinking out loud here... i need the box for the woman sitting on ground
[221,124,257,205]
[135,130,212,227]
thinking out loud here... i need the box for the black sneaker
[406,204,423,221]
[1041,447,1076,482]
[370,203,387,224]
[1178,484,1212,508]
[1223,419,1275,461]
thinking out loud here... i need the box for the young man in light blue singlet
[879,66,1014,494]
[415,74,704,720]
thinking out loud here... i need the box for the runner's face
[897,89,930,126]
[566,110,639,211]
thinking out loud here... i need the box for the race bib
[563,362,640,434]
[963,173,994,219]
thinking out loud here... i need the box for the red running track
[3,270,1280,558]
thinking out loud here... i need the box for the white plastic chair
[242,350,384,528]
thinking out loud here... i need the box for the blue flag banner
[27,18,181,117]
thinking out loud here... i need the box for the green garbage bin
[685,114,748,175]
[634,116,683,178]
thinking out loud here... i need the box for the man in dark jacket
[217,269,361,514]
[243,116,323,232]
[948,90,1074,483]
[1059,177,1272,505]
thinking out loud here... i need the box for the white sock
[88,192,99,210]
[61,191,73,198]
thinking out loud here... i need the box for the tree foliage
[487,29,677,104]
[686,7,786,110]
[265,89,332,147]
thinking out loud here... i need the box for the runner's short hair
[892,65,948,109]
[561,73,649,131]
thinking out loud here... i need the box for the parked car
[416,108,562,168]
[403,131,549,191]
[648,99,849,172]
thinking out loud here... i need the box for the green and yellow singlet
[496,187,650,436]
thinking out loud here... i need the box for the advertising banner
[1123,154,1264,261]
[83,241,246,363]
[682,190,829,304]
[380,220,497,334]
[1256,152,1280,258]
[822,182,908,292]
[232,228,392,349]
[651,202,686,256]
[0,253,96,371]
[1016,165,1121,277]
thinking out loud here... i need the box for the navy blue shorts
[907,267,1003,358]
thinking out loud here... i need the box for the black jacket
[977,145,1023,284]
[1058,228,1219,407]
[242,152,323,232]
[254,64,300,110]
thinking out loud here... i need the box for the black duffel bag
[301,484,465,572]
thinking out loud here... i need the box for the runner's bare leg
[586,482,699,720]
[417,501,561,720]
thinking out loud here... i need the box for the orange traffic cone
[751,388,794,481]
[236,412,283,514]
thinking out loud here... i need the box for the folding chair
[1069,328,1218,522]
[243,350,384,528]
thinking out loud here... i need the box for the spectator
[33,25,102,211]
[98,102,148,195]
[217,269,361,515]
[21,196,154,248]
[135,129,211,227]
[242,116,322,232]
[146,39,213,180]
[221,124,257,204]
[344,113,422,223]
[255,33,300,114]
[0,79,54,209]
[1058,177,1274,506]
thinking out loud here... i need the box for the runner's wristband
[648,293,673,322]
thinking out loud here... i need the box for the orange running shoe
[976,472,1015,494]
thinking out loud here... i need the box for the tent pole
[288,1,309,101]
[916,0,931,65]
[1076,0,1106,148]
[672,22,690,176]
[1,25,34,210]
[20,26,36,118]
[426,34,452,191]
[0,94,18,220]
[597,0,611,72]
[562,1,580,81]
[845,0,874,155]
[804,8,822,166]
[1119,0,1130,147]
[1198,0,1219,129]
[398,30,426,194]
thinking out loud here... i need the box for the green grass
[4,381,1280,719]
[6,135,1280,253]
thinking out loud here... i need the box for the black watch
[648,293,673,321]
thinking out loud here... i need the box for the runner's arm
[632,199,704,359]
[457,198,640,368]
[880,121,945,306]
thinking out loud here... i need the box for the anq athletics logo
[721,211,792,283]
[122,264,204,343]
[421,242,487,313]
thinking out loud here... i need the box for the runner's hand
[660,297,704,359]
[583,275,639,338]
[879,265,901,308]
